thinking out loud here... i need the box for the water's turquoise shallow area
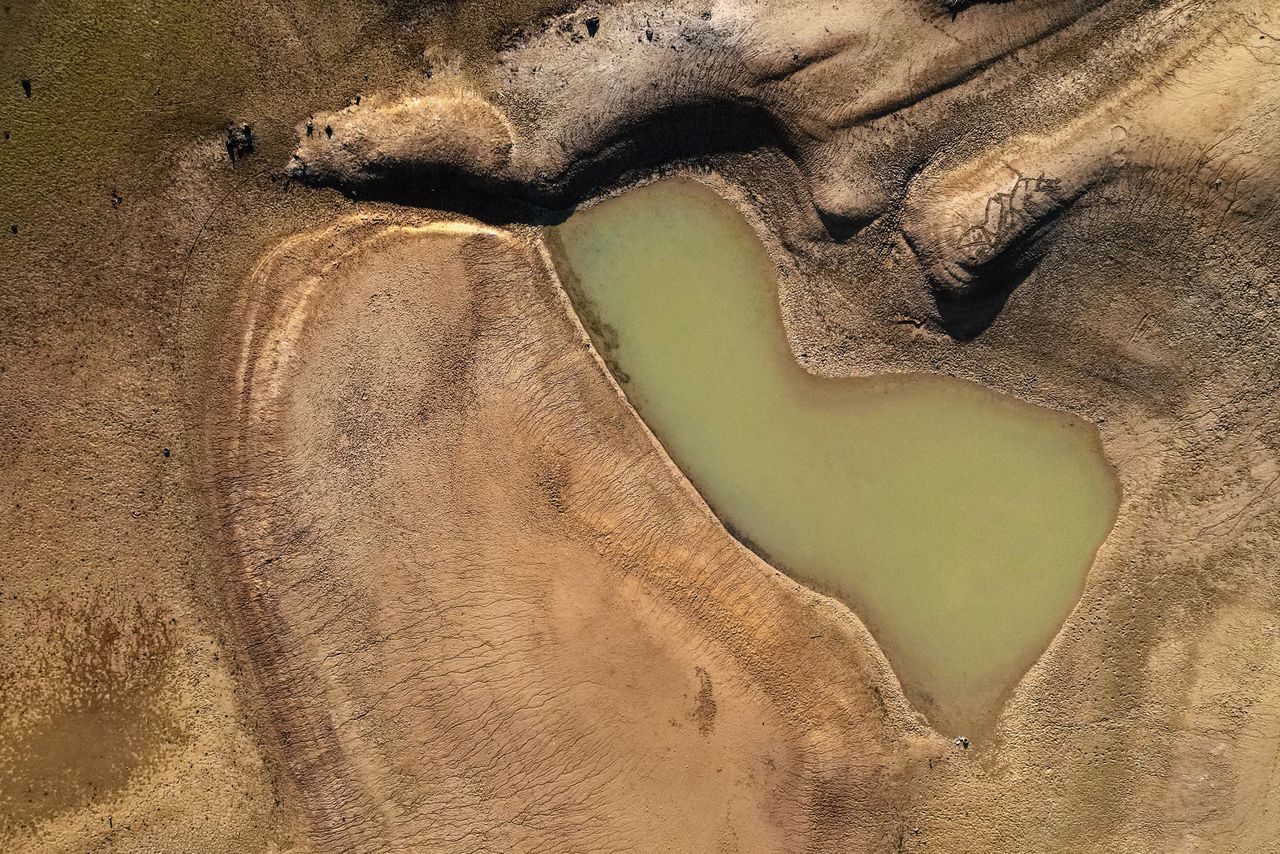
[549,177,1121,735]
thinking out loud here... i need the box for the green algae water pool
[547,177,1120,736]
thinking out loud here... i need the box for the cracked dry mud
[3,0,1280,852]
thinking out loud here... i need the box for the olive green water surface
[548,177,1120,736]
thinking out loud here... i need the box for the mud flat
[216,215,923,850]
[4,0,1280,851]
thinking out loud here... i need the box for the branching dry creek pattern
[3,0,1280,852]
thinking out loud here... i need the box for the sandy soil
[3,0,1279,851]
